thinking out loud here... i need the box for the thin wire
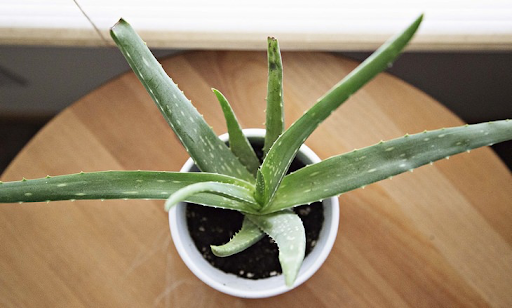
[72,0,110,47]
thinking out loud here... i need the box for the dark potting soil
[186,201,324,280]
[186,141,324,280]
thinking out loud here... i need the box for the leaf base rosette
[169,129,339,298]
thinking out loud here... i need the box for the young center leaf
[110,19,254,183]
[213,88,260,176]
[263,37,285,157]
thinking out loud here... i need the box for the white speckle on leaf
[385,147,395,152]
[57,183,67,187]
[367,168,377,173]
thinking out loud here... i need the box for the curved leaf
[164,181,259,213]
[247,210,306,287]
[210,217,264,257]
[256,15,423,207]
[267,120,512,212]
[110,19,254,183]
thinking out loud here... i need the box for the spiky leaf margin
[266,120,512,212]
[0,171,254,212]
[210,217,264,257]
[256,15,424,207]
[110,19,254,183]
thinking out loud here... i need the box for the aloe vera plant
[1,15,512,288]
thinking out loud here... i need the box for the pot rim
[169,128,339,298]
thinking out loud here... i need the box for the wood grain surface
[1,51,511,307]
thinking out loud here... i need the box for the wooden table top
[1,51,511,307]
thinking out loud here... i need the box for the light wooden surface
[1,51,511,307]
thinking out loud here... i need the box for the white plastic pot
[169,129,339,298]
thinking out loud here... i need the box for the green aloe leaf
[266,120,512,212]
[213,88,260,176]
[256,15,423,207]
[164,181,259,213]
[247,210,306,287]
[0,171,256,212]
[210,217,264,257]
[110,19,254,183]
[263,37,285,157]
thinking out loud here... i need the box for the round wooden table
[1,51,511,307]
